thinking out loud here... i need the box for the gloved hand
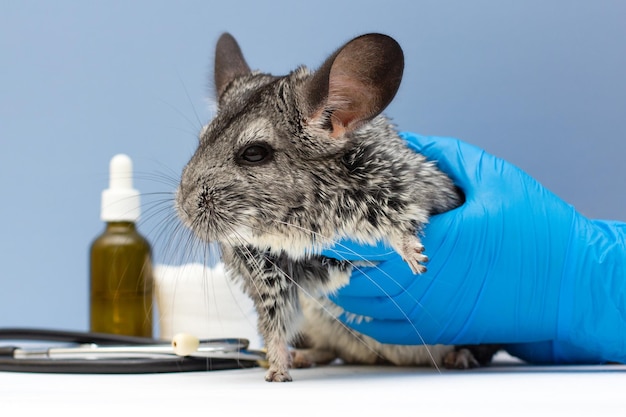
[323,132,626,364]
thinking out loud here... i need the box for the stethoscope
[0,328,266,374]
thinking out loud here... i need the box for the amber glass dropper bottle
[90,154,153,337]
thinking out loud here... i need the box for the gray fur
[176,33,492,382]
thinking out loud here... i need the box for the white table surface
[1,352,625,416]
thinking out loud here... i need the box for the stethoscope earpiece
[171,333,200,356]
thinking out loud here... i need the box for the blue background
[1,1,625,332]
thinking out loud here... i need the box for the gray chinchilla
[176,33,499,382]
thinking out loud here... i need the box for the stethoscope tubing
[0,327,163,346]
[0,328,263,374]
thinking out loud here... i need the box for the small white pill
[172,333,200,356]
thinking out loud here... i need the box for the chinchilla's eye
[237,143,274,165]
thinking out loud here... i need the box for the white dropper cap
[100,154,141,222]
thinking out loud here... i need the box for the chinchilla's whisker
[176,72,205,131]
[223,232,274,320]
[156,97,204,136]
[136,169,181,189]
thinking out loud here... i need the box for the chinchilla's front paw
[393,234,428,274]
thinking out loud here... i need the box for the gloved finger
[321,239,397,262]
[332,308,483,346]
[330,261,474,323]
[332,203,465,300]
[334,315,437,345]
[340,266,416,298]
[330,273,439,321]
[329,253,414,297]
[323,202,470,298]
[331,239,479,323]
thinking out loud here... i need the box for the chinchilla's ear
[304,34,404,138]
[214,33,251,100]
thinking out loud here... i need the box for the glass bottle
[89,154,153,337]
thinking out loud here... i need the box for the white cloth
[154,262,262,348]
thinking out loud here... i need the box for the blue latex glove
[323,132,626,364]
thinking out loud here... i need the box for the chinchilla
[176,32,499,382]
